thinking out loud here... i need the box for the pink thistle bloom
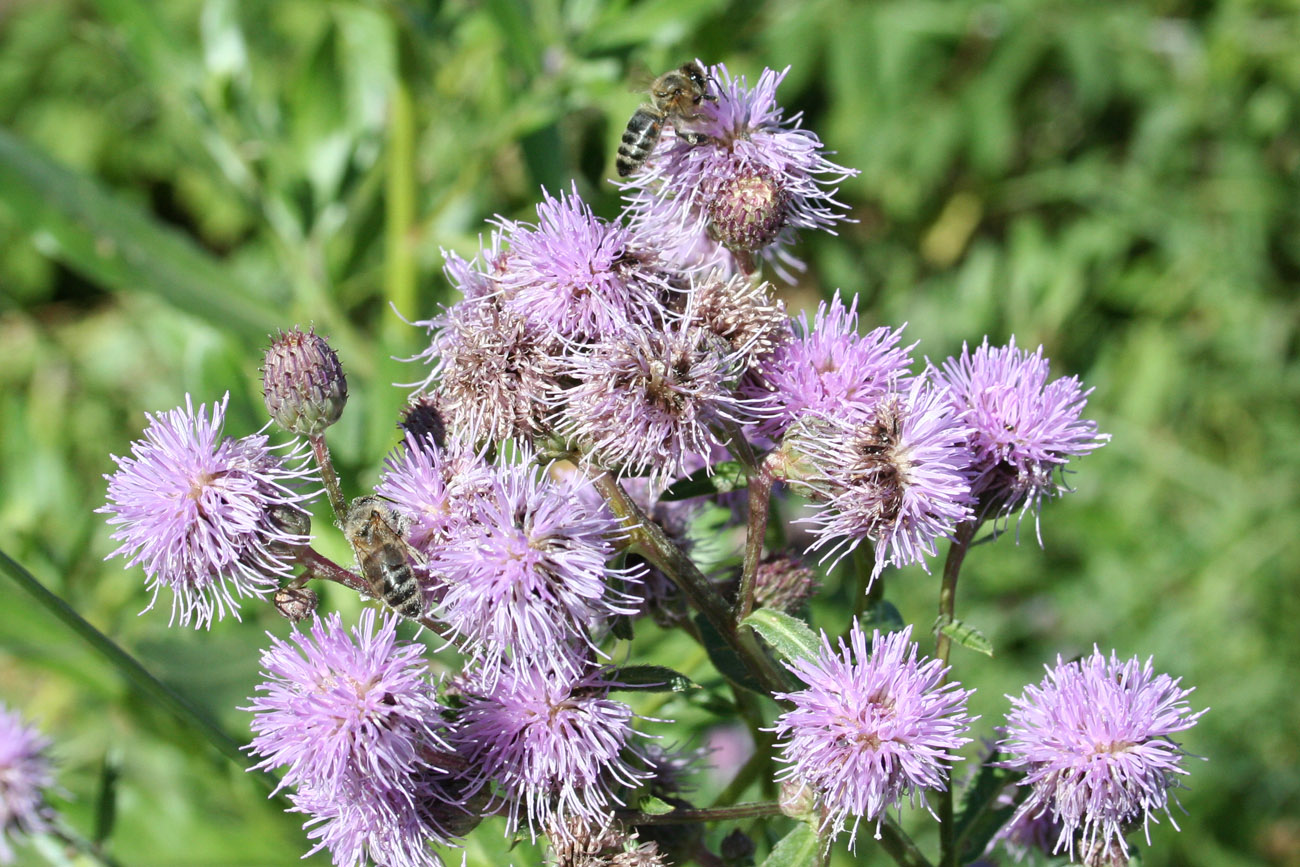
[771,623,974,849]
[100,394,316,628]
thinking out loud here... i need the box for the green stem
[617,800,783,826]
[934,519,977,867]
[878,816,937,867]
[736,453,776,625]
[309,434,348,526]
[591,473,792,698]
[0,548,270,788]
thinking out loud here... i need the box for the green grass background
[1,1,1297,865]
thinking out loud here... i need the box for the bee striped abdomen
[617,107,664,177]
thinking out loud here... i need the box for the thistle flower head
[744,291,914,441]
[0,705,56,865]
[245,609,451,800]
[100,394,317,628]
[623,64,856,279]
[496,185,670,340]
[452,658,652,837]
[261,327,348,436]
[411,296,564,446]
[931,337,1109,529]
[796,380,974,580]
[427,457,639,667]
[998,649,1205,862]
[556,314,754,490]
[771,623,975,849]
[376,433,497,555]
[682,271,791,370]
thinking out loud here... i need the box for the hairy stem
[294,546,369,595]
[309,433,348,526]
[592,473,792,698]
[934,518,977,867]
[737,452,777,624]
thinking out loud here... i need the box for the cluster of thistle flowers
[94,62,1208,867]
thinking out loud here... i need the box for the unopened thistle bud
[752,553,818,614]
[706,168,789,253]
[261,328,348,436]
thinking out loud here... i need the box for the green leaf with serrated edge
[743,609,822,665]
[954,753,1022,862]
[761,821,819,867]
[605,665,699,693]
[859,599,905,633]
[694,613,767,696]
[936,617,994,656]
[660,461,748,501]
[638,796,676,816]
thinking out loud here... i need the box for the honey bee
[616,61,717,178]
[343,495,424,619]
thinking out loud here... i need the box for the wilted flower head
[796,380,974,581]
[496,185,670,340]
[682,271,791,370]
[771,623,974,849]
[624,64,856,278]
[245,609,451,800]
[100,394,316,628]
[412,295,564,445]
[0,705,56,865]
[427,457,639,667]
[745,291,914,441]
[998,649,1205,862]
[931,337,1109,529]
[556,314,754,490]
[452,658,652,838]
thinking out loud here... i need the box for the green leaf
[637,796,676,816]
[92,749,121,845]
[860,599,905,633]
[605,665,699,693]
[761,821,819,867]
[659,461,748,501]
[743,609,822,665]
[936,617,994,657]
[0,128,281,343]
[954,753,1021,862]
[694,612,767,696]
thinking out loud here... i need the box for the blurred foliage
[0,0,1297,865]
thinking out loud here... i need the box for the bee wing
[625,60,655,93]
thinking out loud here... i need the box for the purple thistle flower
[796,379,975,581]
[495,185,670,340]
[375,432,497,555]
[427,458,639,667]
[0,705,57,865]
[998,649,1205,862]
[931,337,1109,530]
[100,394,317,628]
[770,623,974,849]
[744,291,914,441]
[452,658,652,837]
[556,313,755,491]
[291,771,470,867]
[245,610,451,802]
[624,64,856,278]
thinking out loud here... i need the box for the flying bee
[343,495,424,620]
[616,60,717,178]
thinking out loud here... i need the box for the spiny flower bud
[262,327,347,436]
[705,168,789,253]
